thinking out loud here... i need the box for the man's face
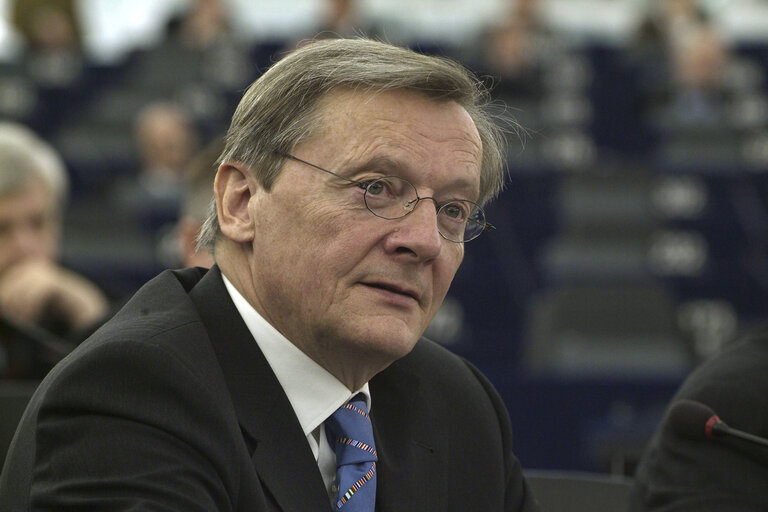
[0,179,59,275]
[244,88,483,375]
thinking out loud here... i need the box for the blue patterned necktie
[325,394,377,511]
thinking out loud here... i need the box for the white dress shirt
[222,275,371,498]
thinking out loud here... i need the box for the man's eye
[363,180,385,195]
[442,203,468,220]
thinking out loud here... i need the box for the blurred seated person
[282,0,380,55]
[134,102,198,199]
[0,122,109,377]
[666,20,728,125]
[172,0,230,50]
[136,0,254,94]
[471,17,543,100]
[631,325,768,511]
[308,0,374,39]
[463,0,556,102]
[322,0,363,36]
[10,0,84,89]
[111,101,198,238]
[632,2,729,127]
[159,137,221,269]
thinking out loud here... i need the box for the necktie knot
[325,394,377,511]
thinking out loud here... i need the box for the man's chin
[371,329,422,361]
[350,323,421,360]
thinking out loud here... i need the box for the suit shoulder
[85,268,207,346]
[672,326,768,435]
[38,268,219,404]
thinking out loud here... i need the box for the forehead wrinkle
[315,90,482,196]
[330,118,431,171]
[341,116,479,166]
[335,130,481,203]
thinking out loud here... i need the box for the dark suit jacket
[0,266,537,511]
[631,327,768,512]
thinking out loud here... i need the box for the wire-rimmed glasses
[276,151,495,243]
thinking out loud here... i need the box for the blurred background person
[631,324,768,511]
[467,14,545,101]
[167,136,221,269]
[631,0,730,126]
[125,0,254,132]
[10,0,84,88]
[280,0,381,54]
[2,0,88,140]
[173,0,231,51]
[321,0,363,37]
[110,101,199,242]
[133,101,198,201]
[666,15,728,124]
[0,122,109,377]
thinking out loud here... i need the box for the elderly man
[0,39,538,511]
[0,123,108,376]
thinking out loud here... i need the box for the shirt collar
[221,275,371,437]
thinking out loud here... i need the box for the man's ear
[215,162,256,243]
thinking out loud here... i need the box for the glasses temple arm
[274,150,358,184]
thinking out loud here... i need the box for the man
[0,39,538,511]
[0,122,109,377]
[631,326,768,511]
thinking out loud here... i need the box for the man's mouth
[363,282,421,302]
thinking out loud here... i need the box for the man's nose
[386,199,443,260]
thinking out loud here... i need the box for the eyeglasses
[276,151,494,243]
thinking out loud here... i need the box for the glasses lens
[364,177,417,219]
[437,201,486,242]
[364,176,489,243]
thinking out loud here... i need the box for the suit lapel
[370,355,444,512]
[189,267,330,511]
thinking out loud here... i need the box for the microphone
[668,399,768,449]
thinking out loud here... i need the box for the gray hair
[198,37,510,251]
[0,122,69,205]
